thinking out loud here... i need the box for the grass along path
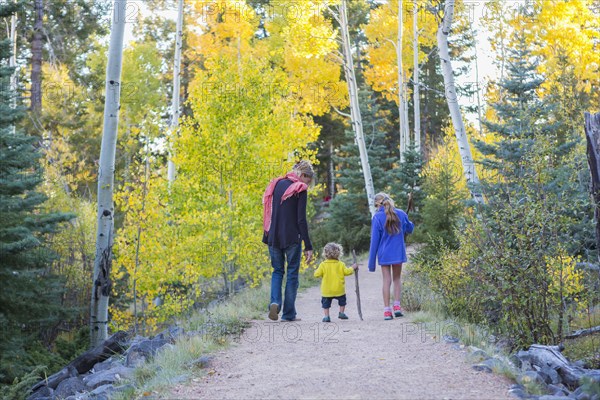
[171,257,512,400]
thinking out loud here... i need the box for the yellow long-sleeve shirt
[313,259,355,297]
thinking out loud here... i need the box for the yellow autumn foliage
[112,0,327,332]
[545,247,585,309]
[363,0,438,104]
[264,0,348,115]
[525,0,600,99]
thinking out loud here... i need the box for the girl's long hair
[374,192,400,235]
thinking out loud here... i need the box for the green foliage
[412,24,597,351]
[414,147,596,350]
[579,375,600,396]
[314,193,373,252]
[0,4,75,383]
[0,366,46,400]
[467,28,593,346]
[414,134,470,266]
[400,267,440,313]
[421,156,465,245]
[317,84,413,252]
[111,28,319,330]
[0,333,89,399]
[40,165,97,325]
[418,48,451,147]
[17,0,109,81]
[53,327,90,363]
[392,145,425,236]
[45,36,168,198]
[562,306,600,369]
[564,334,600,370]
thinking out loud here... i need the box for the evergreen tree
[18,0,110,85]
[466,26,594,340]
[475,30,559,198]
[312,112,347,199]
[390,144,424,233]
[319,84,397,252]
[475,27,591,256]
[418,47,449,152]
[0,3,73,383]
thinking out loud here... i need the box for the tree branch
[384,38,397,50]
[326,5,341,25]
[565,325,600,339]
[332,105,351,118]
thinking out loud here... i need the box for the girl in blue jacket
[368,192,414,320]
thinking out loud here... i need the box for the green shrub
[413,186,597,350]
[0,366,46,400]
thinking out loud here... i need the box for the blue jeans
[269,243,302,320]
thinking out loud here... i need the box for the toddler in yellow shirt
[313,243,358,322]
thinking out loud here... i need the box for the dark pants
[321,294,347,309]
[269,243,302,320]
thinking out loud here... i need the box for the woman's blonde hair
[374,192,400,235]
[323,242,343,260]
[292,160,314,179]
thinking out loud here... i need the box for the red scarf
[263,172,308,233]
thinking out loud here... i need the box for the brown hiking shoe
[268,303,279,321]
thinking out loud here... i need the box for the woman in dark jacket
[262,161,314,321]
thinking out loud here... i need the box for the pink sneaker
[393,305,404,317]
[384,310,393,320]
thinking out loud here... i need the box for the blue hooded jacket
[368,207,414,271]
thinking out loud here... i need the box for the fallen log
[565,325,600,340]
[30,331,129,393]
[28,366,78,395]
[517,344,586,387]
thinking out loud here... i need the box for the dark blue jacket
[368,207,414,271]
[262,179,313,251]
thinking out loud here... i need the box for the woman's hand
[304,250,313,264]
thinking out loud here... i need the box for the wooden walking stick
[352,249,363,321]
[406,192,414,214]
[405,192,414,241]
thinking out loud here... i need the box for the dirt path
[172,260,512,399]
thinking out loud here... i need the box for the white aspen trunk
[437,0,484,204]
[133,133,151,334]
[90,0,127,346]
[397,0,409,161]
[329,142,335,199]
[339,0,376,216]
[167,0,184,185]
[473,31,484,138]
[31,0,42,112]
[9,13,17,135]
[404,89,410,149]
[412,5,421,154]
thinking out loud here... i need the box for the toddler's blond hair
[323,242,343,260]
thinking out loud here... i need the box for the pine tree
[475,29,557,199]
[0,3,73,383]
[324,84,397,251]
[390,144,424,229]
[475,26,590,256]
[419,140,468,250]
[417,47,449,153]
